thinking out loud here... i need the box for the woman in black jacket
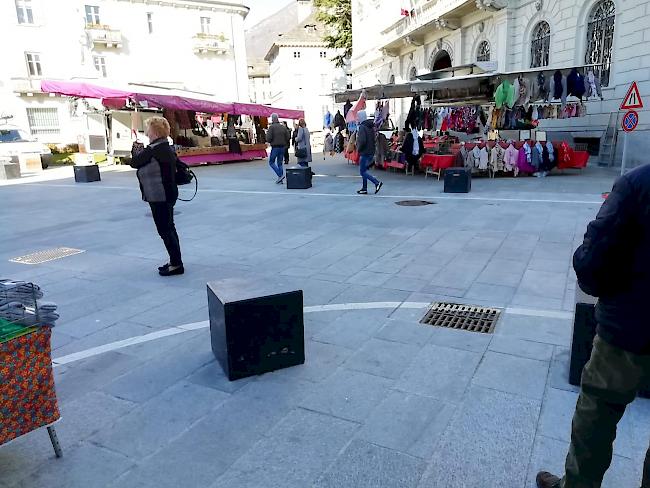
[130,116,183,276]
[401,124,425,174]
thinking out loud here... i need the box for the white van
[0,125,52,170]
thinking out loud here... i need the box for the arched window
[585,0,615,87]
[431,50,452,71]
[409,66,418,81]
[530,21,550,68]
[476,40,490,62]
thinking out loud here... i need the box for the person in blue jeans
[265,113,290,183]
[355,110,383,195]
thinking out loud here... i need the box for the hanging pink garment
[346,91,367,123]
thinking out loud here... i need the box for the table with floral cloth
[0,327,62,456]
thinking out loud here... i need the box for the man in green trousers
[537,163,650,488]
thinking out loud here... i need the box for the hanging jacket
[401,132,424,158]
[503,144,519,172]
[343,100,353,118]
[478,146,489,170]
[494,80,516,109]
[517,144,536,174]
[567,68,586,99]
[541,144,552,171]
[490,144,505,172]
[585,71,603,99]
[333,111,346,131]
[551,71,567,105]
[546,142,555,163]
[531,142,544,169]
[536,73,549,102]
[323,111,332,129]
[324,133,334,152]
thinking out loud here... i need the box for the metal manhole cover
[420,302,501,334]
[395,200,436,207]
[9,247,85,265]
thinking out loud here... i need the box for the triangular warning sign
[620,82,644,110]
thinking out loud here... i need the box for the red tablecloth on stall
[420,154,456,170]
[0,328,59,445]
[569,151,590,169]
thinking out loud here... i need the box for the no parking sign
[622,110,639,132]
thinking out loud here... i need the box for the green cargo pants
[562,334,650,488]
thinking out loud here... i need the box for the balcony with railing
[10,78,43,95]
[85,25,123,48]
[192,33,229,55]
[380,0,499,53]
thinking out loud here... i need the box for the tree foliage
[314,0,352,68]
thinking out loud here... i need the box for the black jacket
[334,111,346,131]
[266,122,290,147]
[401,133,425,159]
[573,164,650,353]
[356,120,376,156]
[130,139,178,203]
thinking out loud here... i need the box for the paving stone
[278,339,354,383]
[91,381,229,459]
[381,276,430,292]
[356,390,455,459]
[518,270,568,300]
[399,262,444,280]
[186,359,254,394]
[13,442,135,488]
[464,282,516,305]
[375,318,434,346]
[314,439,427,488]
[548,346,581,393]
[472,351,549,400]
[427,326,492,353]
[510,292,564,310]
[496,313,573,347]
[524,435,643,488]
[102,335,214,403]
[488,335,555,361]
[420,386,540,488]
[299,369,393,422]
[428,261,485,290]
[527,258,571,273]
[346,270,392,287]
[345,338,421,380]
[396,344,482,402]
[210,408,358,488]
[52,321,153,358]
[312,310,387,349]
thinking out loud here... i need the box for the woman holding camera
[130,116,184,276]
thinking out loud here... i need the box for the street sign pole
[621,131,628,176]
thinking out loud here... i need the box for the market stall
[335,64,601,178]
[40,80,304,167]
[0,280,62,458]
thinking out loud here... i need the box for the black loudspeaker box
[444,168,471,193]
[286,166,312,189]
[73,164,101,183]
[570,289,649,398]
[207,280,305,381]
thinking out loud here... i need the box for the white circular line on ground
[51,302,572,367]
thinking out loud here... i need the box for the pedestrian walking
[291,122,299,151]
[295,118,312,168]
[355,110,382,195]
[401,124,425,175]
[130,116,183,276]
[266,113,290,184]
[536,163,650,488]
[282,121,291,164]
[323,131,334,158]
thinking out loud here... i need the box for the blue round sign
[622,110,639,132]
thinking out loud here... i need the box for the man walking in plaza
[537,163,650,488]
[266,113,290,183]
[355,110,382,195]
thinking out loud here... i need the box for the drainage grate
[10,247,85,265]
[395,200,436,207]
[420,302,501,334]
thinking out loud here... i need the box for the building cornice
[118,0,249,17]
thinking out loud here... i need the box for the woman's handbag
[175,157,198,202]
[295,146,307,159]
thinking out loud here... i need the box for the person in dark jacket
[266,113,290,183]
[355,110,382,195]
[282,121,291,164]
[536,164,650,488]
[130,116,183,276]
[401,124,425,174]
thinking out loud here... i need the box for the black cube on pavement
[73,164,101,183]
[286,166,312,189]
[444,168,471,193]
[570,288,650,398]
[207,279,305,381]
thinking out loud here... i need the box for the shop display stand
[0,282,62,458]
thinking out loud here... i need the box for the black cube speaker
[207,280,305,381]
[444,168,471,193]
[73,164,101,183]
[570,289,650,398]
[286,166,312,189]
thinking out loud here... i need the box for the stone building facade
[351,0,650,167]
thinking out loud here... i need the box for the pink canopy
[40,80,304,119]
